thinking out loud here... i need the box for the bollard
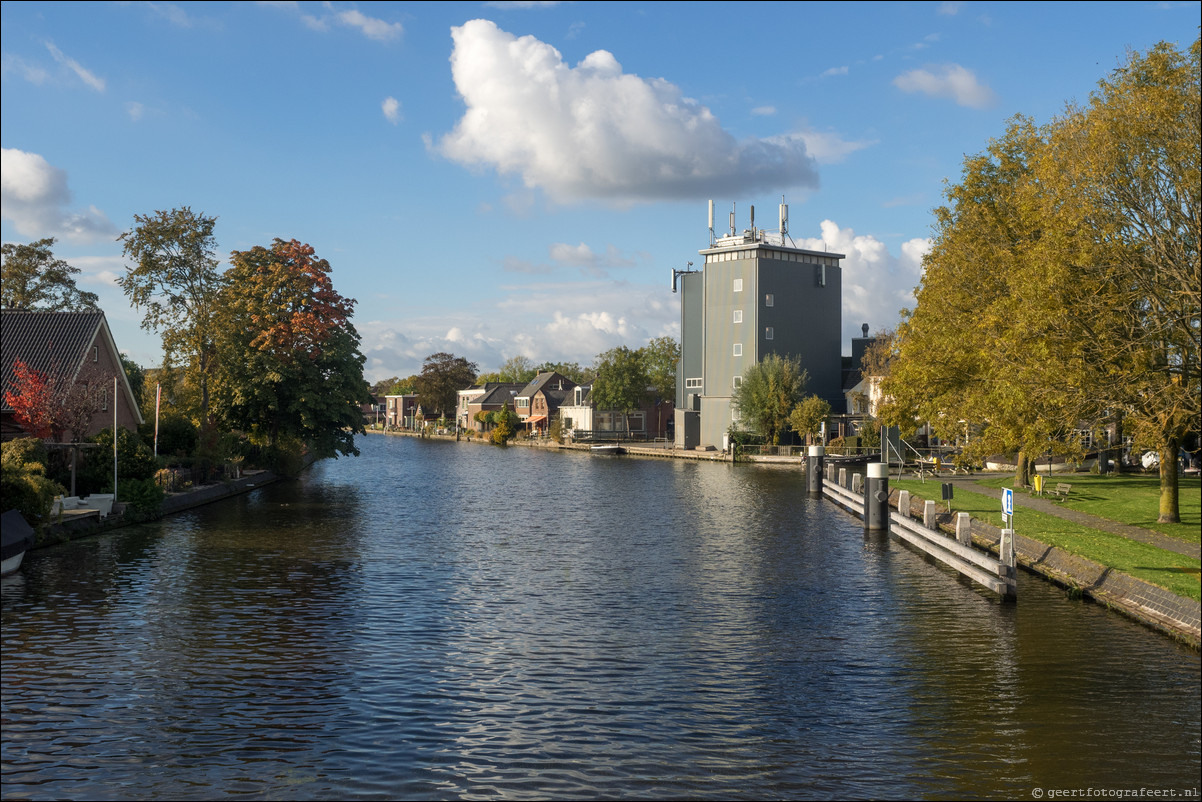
[864,462,890,531]
[839,467,848,488]
[923,500,937,529]
[806,446,824,495]
[956,512,972,546]
[851,473,862,494]
[1000,528,1017,599]
[898,490,911,519]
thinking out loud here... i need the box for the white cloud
[751,105,777,116]
[1,54,50,85]
[821,66,849,78]
[382,96,401,124]
[938,2,963,15]
[1,148,117,243]
[437,20,820,203]
[793,129,876,165]
[337,9,403,41]
[126,101,145,121]
[548,242,639,277]
[145,2,195,27]
[893,63,998,109]
[44,41,105,92]
[264,3,402,41]
[794,220,929,343]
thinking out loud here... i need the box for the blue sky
[2,1,1198,382]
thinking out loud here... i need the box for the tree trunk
[1013,449,1029,488]
[1157,437,1180,523]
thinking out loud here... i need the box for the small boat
[591,444,626,455]
[1,510,36,577]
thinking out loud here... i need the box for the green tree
[118,208,222,426]
[590,346,649,437]
[1,238,99,311]
[415,352,478,418]
[789,395,831,444]
[491,402,519,444]
[731,353,807,445]
[214,239,370,463]
[1035,39,1200,521]
[498,355,537,384]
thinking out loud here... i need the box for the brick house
[1,310,144,441]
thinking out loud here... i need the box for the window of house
[733,343,742,357]
[92,346,99,362]
[816,265,826,287]
[732,376,742,389]
[100,387,108,411]
[765,327,774,340]
[733,309,742,324]
[685,378,702,389]
[733,278,743,292]
[765,293,774,307]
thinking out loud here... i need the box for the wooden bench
[1051,482,1072,497]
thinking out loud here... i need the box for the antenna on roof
[672,261,696,293]
[708,199,715,247]
[729,203,736,237]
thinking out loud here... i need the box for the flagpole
[154,382,161,458]
[113,376,119,503]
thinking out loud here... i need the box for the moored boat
[1,510,36,577]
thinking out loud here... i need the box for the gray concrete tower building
[675,202,845,450]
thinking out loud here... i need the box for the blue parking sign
[1002,488,1014,519]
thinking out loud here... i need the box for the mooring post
[806,446,824,495]
[897,489,911,519]
[956,512,972,546]
[864,462,890,531]
[838,467,848,488]
[1000,528,1017,598]
[923,500,937,529]
[851,473,862,494]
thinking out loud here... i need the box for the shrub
[80,427,157,495]
[119,477,164,520]
[1,438,65,523]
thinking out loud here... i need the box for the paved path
[938,474,1200,561]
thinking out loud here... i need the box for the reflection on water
[2,435,1198,800]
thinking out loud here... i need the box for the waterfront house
[514,371,576,436]
[384,393,419,429]
[0,309,144,441]
[559,382,670,441]
[463,383,525,432]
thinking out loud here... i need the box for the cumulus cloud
[548,242,640,277]
[751,105,777,116]
[794,220,929,343]
[437,19,820,202]
[1,148,117,242]
[382,96,401,124]
[893,63,998,109]
[794,129,876,165]
[44,41,105,92]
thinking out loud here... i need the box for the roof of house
[472,383,525,406]
[1,309,144,424]
[516,371,576,402]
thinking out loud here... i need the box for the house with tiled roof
[462,382,525,432]
[514,371,575,436]
[1,310,144,441]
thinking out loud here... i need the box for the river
[2,433,1198,800]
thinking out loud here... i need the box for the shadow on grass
[1136,566,1202,576]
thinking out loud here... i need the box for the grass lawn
[972,473,1200,545]
[891,477,1201,603]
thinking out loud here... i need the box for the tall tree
[214,239,370,461]
[1,238,99,311]
[118,208,222,426]
[640,336,679,438]
[789,395,831,444]
[590,346,649,437]
[498,355,537,384]
[1035,39,1200,521]
[415,352,478,418]
[730,353,807,445]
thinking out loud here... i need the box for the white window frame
[685,378,703,389]
[733,309,743,324]
[733,343,742,357]
[765,293,774,307]
[733,278,743,292]
[765,327,774,340]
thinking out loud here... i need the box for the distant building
[675,201,845,450]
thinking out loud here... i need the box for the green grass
[892,477,1201,603]
[972,473,1201,545]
